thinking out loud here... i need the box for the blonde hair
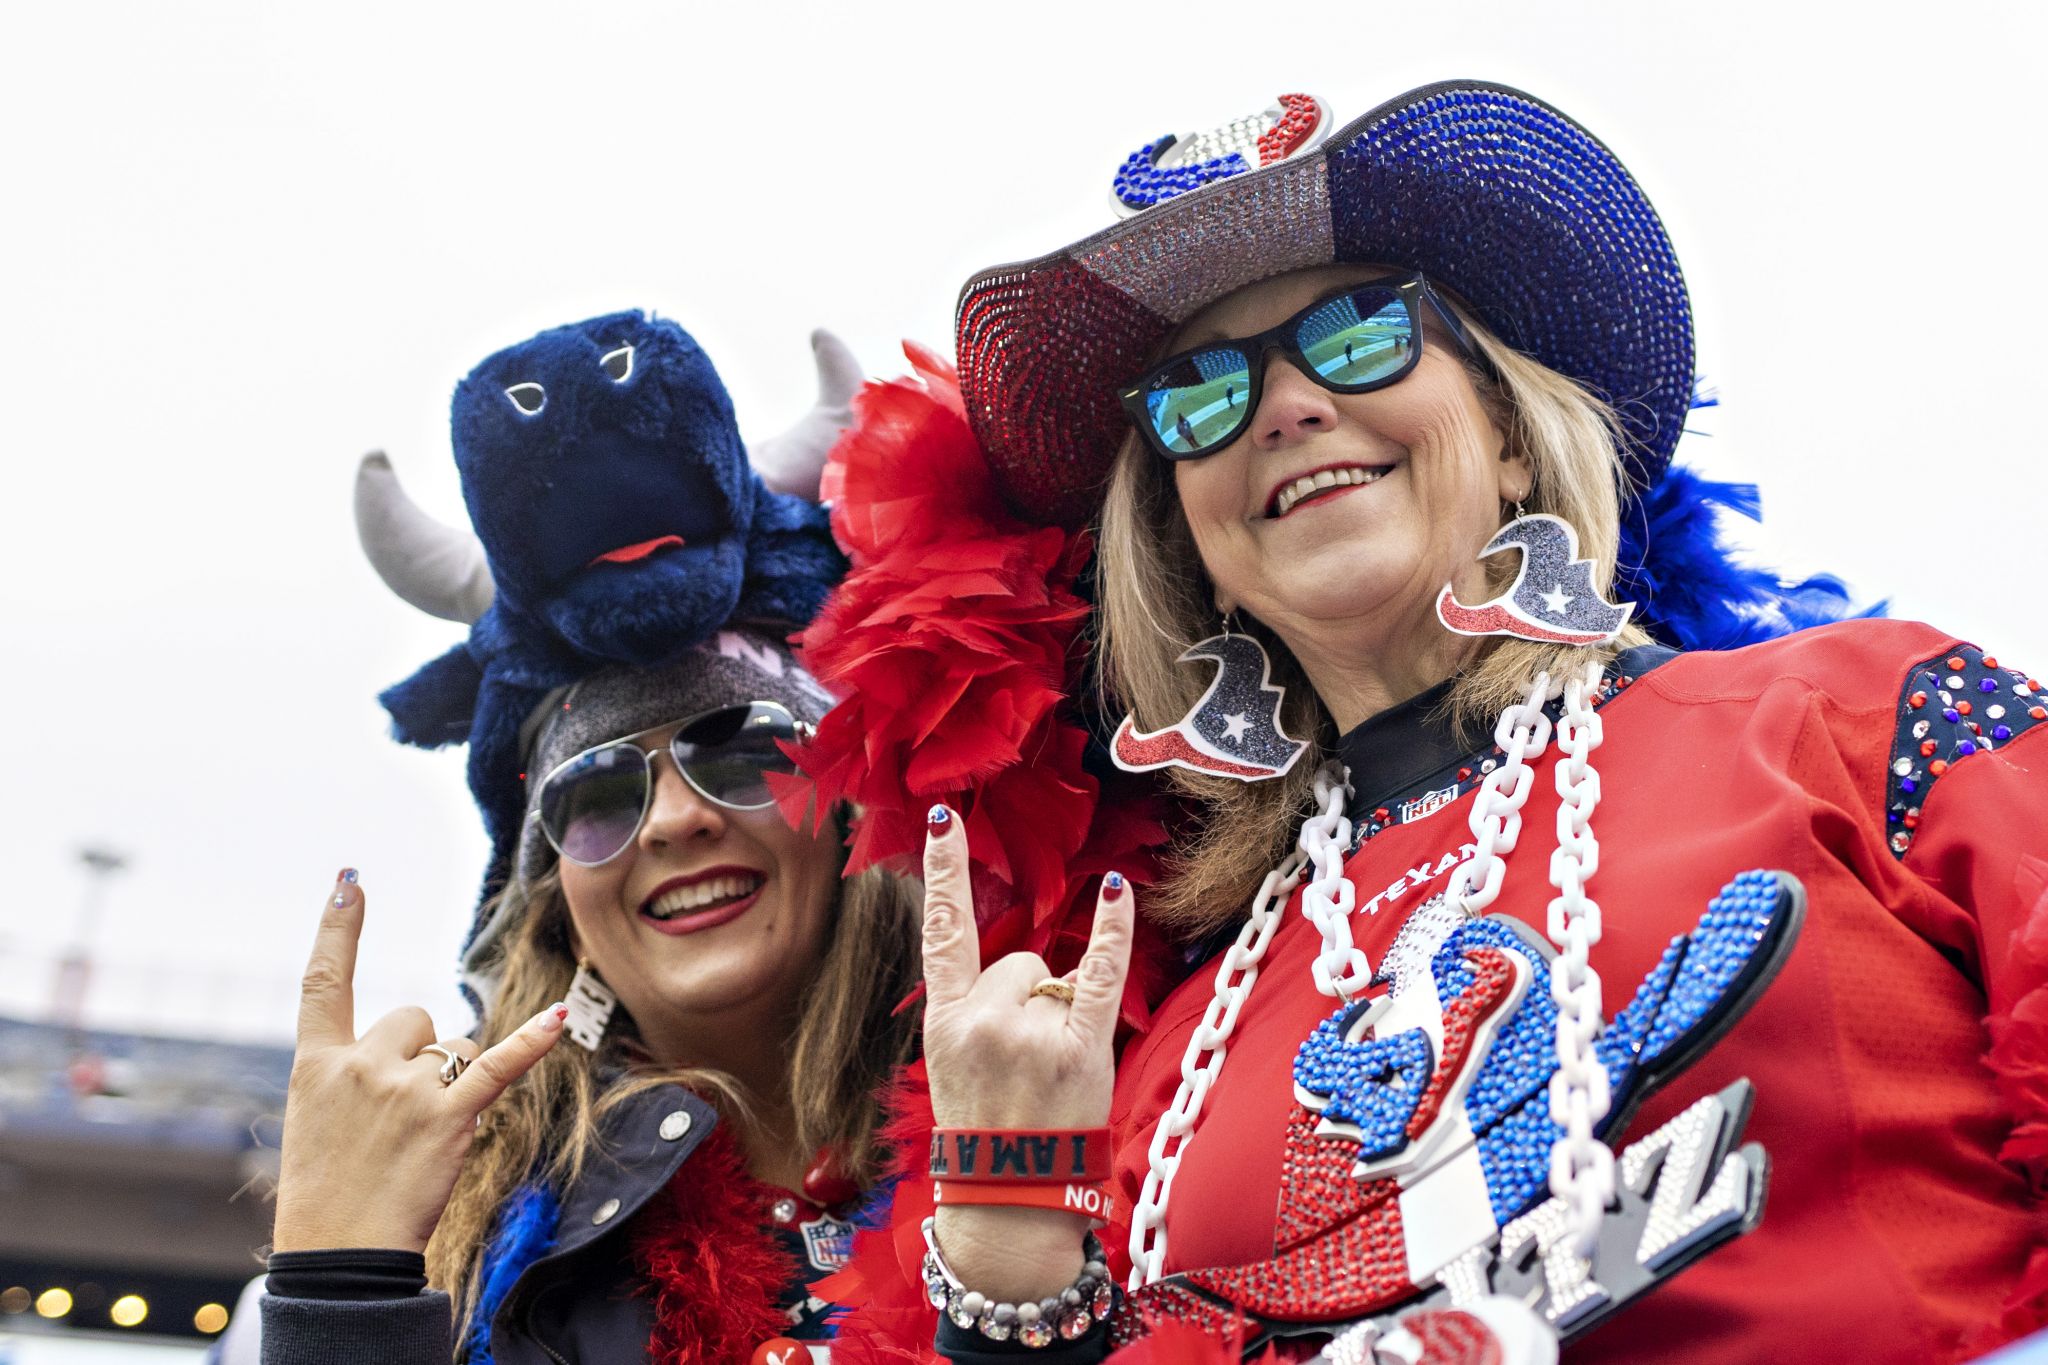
[427,854,921,1325]
[1096,305,1649,936]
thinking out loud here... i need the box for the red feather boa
[628,1123,801,1365]
[1966,852,2048,1356]
[780,343,1174,1029]
[791,347,1195,1362]
[815,1063,944,1365]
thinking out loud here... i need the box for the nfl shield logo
[1396,784,1459,823]
[800,1214,855,1273]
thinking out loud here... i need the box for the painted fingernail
[927,805,950,828]
[1103,870,1126,898]
[538,1002,567,1033]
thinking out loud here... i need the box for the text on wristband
[928,1127,1112,1183]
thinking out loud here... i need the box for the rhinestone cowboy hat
[955,80,1693,528]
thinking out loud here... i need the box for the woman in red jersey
[819,82,2047,1365]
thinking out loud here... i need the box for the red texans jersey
[1106,619,2046,1362]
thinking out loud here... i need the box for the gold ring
[1028,978,1076,1005]
[418,1043,469,1086]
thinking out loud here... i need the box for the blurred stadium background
[2,855,288,1360]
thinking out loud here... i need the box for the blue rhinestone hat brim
[955,79,1694,528]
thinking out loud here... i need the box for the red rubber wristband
[931,1178,1118,1225]
[928,1127,1112,1184]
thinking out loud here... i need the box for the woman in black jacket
[255,316,921,1365]
[268,635,920,1365]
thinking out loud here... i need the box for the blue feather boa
[462,1180,560,1365]
[1616,461,1884,650]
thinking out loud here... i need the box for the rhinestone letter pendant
[564,960,617,1051]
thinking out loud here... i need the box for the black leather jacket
[256,1084,732,1365]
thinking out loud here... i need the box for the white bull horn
[353,451,496,624]
[748,328,863,502]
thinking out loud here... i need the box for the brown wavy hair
[426,855,921,1326]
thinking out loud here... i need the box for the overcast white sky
[2,2,2042,1045]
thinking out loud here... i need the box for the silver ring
[418,1043,468,1086]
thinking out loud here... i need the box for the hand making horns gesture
[272,870,568,1254]
[918,806,1134,1301]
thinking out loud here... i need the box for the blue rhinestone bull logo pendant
[1119,870,1804,1359]
[1109,93,1331,217]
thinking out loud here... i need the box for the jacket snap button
[592,1197,621,1226]
[659,1110,693,1141]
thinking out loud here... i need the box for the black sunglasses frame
[1118,273,1484,462]
[528,700,815,868]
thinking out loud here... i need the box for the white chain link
[1124,768,1346,1291]
[1296,766,1365,1001]
[1446,672,1557,916]
[1123,664,1617,1290]
[1545,660,1612,1256]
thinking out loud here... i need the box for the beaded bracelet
[921,1216,1119,1347]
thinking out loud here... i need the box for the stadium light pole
[51,846,129,1031]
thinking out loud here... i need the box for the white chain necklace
[1125,664,1612,1291]
[1123,779,1322,1291]
[1545,659,1613,1254]
[1447,675,1558,916]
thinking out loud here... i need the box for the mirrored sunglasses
[531,701,811,867]
[1118,273,1481,461]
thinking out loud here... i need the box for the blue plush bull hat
[356,313,862,908]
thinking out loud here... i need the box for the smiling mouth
[1268,465,1392,519]
[643,870,764,921]
[589,535,687,567]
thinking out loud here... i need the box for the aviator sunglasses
[1119,272,1483,462]
[530,701,813,867]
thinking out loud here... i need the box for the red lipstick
[637,865,766,936]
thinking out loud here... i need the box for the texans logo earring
[1112,630,1308,782]
[1437,513,1635,647]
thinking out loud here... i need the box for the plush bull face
[451,311,756,662]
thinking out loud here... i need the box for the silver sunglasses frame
[526,700,816,867]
